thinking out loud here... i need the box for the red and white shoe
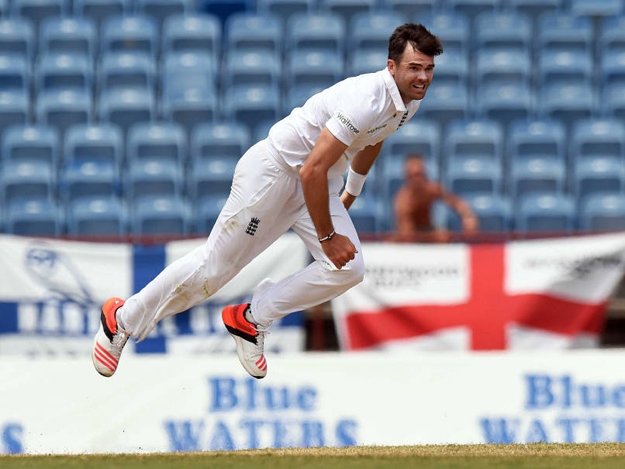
[92,297,129,377]
[222,303,267,379]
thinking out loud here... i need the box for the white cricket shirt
[265,68,421,179]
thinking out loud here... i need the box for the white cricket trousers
[119,140,365,340]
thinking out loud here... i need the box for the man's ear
[387,58,396,76]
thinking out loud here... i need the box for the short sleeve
[325,91,380,147]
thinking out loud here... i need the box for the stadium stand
[0,0,624,237]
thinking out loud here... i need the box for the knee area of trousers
[337,258,365,288]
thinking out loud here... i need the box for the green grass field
[3,444,625,469]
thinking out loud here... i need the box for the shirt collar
[382,67,407,112]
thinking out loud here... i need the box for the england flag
[332,233,625,351]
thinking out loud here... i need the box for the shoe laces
[111,329,129,354]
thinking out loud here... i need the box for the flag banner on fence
[0,233,309,355]
[332,233,625,351]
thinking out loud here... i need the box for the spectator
[393,154,478,241]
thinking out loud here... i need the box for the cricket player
[93,23,443,379]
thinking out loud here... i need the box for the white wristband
[345,167,367,197]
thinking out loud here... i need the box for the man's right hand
[320,233,358,269]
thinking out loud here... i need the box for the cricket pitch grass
[3,444,625,468]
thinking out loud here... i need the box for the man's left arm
[340,141,384,210]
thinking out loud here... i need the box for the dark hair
[388,23,443,62]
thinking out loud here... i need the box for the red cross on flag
[332,234,625,351]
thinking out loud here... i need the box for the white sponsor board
[3,351,625,454]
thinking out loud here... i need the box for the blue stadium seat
[257,0,313,23]
[285,83,325,112]
[515,192,576,233]
[98,88,155,134]
[223,85,281,135]
[346,49,387,76]
[36,89,93,137]
[600,15,625,53]
[223,49,281,89]
[287,12,345,55]
[127,121,187,165]
[475,11,532,53]
[162,13,221,62]
[131,195,192,236]
[601,50,625,88]
[601,83,625,119]
[191,122,250,163]
[319,0,376,28]
[138,0,190,28]
[286,49,343,90]
[0,54,29,92]
[381,0,434,19]
[449,0,498,22]
[417,83,469,129]
[226,12,282,54]
[573,157,625,202]
[569,118,625,163]
[445,155,503,196]
[98,51,155,94]
[445,119,503,165]
[475,82,533,127]
[477,48,531,87]
[447,193,512,233]
[101,15,158,57]
[0,90,28,136]
[6,197,63,237]
[348,193,380,233]
[579,193,625,232]
[538,49,593,88]
[570,0,622,18]
[349,11,406,53]
[510,157,566,198]
[195,193,228,234]
[433,49,468,87]
[126,159,184,198]
[539,83,596,130]
[537,12,593,54]
[421,12,469,54]
[508,0,562,23]
[1,161,55,205]
[507,119,566,163]
[12,0,67,33]
[2,124,59,166]
[39,17,97,57]
[162,51,217,97]
[0,18,34,57]
[384,119,441,167]
[188,155,237,200]
[162,86,218,134]
[64,123,123,166]
[36,53,92,93]
[60,160,119,202]
[66,195,127,237]
[74,0,127,31]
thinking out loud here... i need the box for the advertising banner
[2,351,625,454]
[0,234,308,355]
[332,233,625,351]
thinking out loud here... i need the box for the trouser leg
[251,187,365,327]
[119,143,300,340]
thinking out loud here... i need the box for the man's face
[405,159,428,189]
[387,44,435,103]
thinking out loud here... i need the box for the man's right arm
[299,127,358,269]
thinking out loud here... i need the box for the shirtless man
[393,155,478,241]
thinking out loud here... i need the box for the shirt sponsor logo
[335,112,360,134]
[366,123,388,134]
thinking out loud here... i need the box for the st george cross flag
[332,233,625,351]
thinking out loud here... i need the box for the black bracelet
[318,230,335,243]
